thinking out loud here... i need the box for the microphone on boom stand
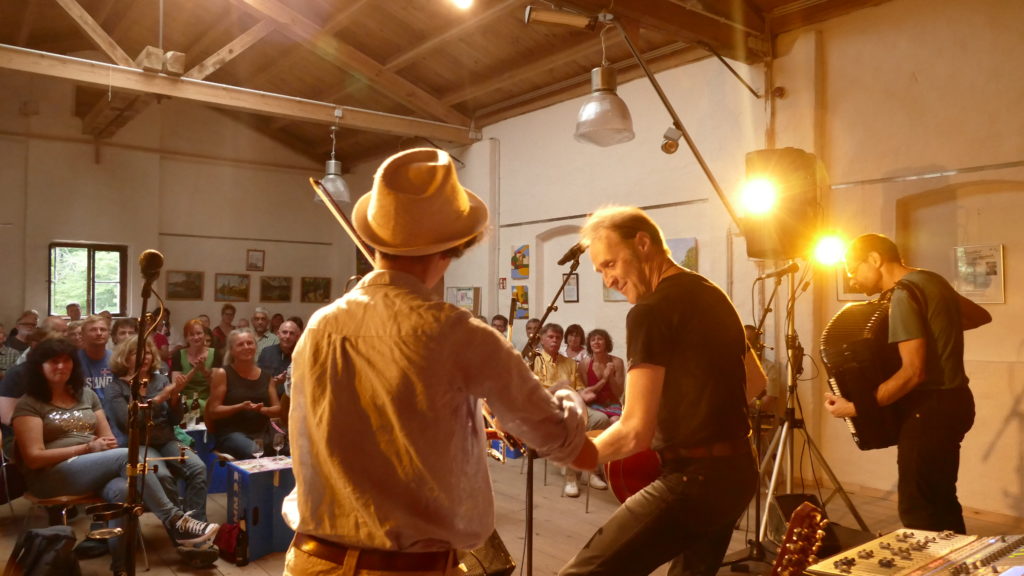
[139,249,164,299]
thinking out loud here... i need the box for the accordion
[819,290,901,450]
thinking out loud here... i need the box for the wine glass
[252,437,264,469]
[272,432,286,462]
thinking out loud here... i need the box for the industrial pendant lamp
[574,65,634,146]
[317,125,350,205]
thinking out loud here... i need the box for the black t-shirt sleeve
[627,302,670,368]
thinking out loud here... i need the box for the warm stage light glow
[740,178,777,216]
[451,0,473,9]
[813,235,846,266]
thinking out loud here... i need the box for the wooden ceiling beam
[564,0,766,63]
[0,44,477,144]
[184,20,275,79]
[14,2,37,46]
[54,0,133,66]
[235,0,469,125]
[441,35,607,106]
[383,0,527,72]
[321,0,371,33]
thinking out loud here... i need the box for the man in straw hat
[559,205,757,576]
[283,148,596,575]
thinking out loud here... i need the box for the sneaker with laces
[588,473,608,491]
[563,477,580,498]
[168,512,220,546]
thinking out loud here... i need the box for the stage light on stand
[813,235,846,267]
[575,65,635,146]
[740,147,825,261]
[740,178,777,216]
[316,125,350,205]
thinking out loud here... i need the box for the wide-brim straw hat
[353,148,489,257]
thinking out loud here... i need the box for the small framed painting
[260,276,292,303]
[166,270,203,300]
[246,249,265,272]
[954,244,1004,303]
[836,268,869,302]
[301,277,332,303]
[214,273,250,302]
[562,273,579,303]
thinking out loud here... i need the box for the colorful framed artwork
[512,285,529,318]
[214,273,250,302]
[666,237,698,271]
[165,270,203,300]
[445,286,481,315]
[301,277,332,303]
[511,245,529,279]
[260,276,292,303]
[246,249,265,272]
[954,244,1004,303]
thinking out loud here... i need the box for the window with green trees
[49,243,127,317]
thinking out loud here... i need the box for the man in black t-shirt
[825,233,975,533]
[560,206,756,576]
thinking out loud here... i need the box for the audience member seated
[257,319,301,397]
[0,323,20,376]
[65,302,82,322]
[107,336,210,523]
[78,315,114,413]
[251,307,279,358]
[205,328,281,460]
[12,338,219,574]
[171,318,221,416]
[66,320,83,349]
[531,323,610,497]
[579,328,625,424]
[110,318,138,347]
[0,327,49,455]
[561,323,589,363]
[490,314,509,335]
[211,304,235,353]
[7,310,39,353]
[270,313,284,335]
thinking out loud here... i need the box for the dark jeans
[559,450,757,576]
[896,386,975,533]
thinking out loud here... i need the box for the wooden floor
[3,455,1023,576]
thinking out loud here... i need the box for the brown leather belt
[658,438,750,460]
[292,533,454,572]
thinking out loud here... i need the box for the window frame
[48,242,128,317]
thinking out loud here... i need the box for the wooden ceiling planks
[0,0,888,165]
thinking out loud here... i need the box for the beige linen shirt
[283,270,586,552]
[532,350,585,391]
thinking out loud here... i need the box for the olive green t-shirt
[12,387,103,450]
[889,269,968,391]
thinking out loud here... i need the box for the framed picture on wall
[214,273,250,302]
[562,273,579,303]
[445,287,481,315]
[166,270,203,300]
[954,244,1004,303]
[301,277,332,303]
[260,276,292,303]
[836,268,869,302]
[246,249,265,272]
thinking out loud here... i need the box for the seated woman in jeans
[205,328,280,459]
[12,338,220,574]
[106,335,210,523]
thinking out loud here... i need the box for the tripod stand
[757,267,869,543]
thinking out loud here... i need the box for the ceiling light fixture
[317,117,350,206]
[575,26,634,146]
[524,7,742,228]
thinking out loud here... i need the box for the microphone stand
[517,255,582,576]
[722,272,785,571]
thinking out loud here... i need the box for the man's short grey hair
[253,307,270,317]
[580,205,669,255]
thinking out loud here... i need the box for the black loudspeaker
[768,493,841,558]
[456,530,515,576]
[742,148,824,261]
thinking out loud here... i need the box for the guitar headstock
[771,501,830,576]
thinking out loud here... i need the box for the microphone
[557,242,586,265]
[757,262,799,280]
[139,249,164,298]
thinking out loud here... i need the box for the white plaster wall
[0,72,357,327]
